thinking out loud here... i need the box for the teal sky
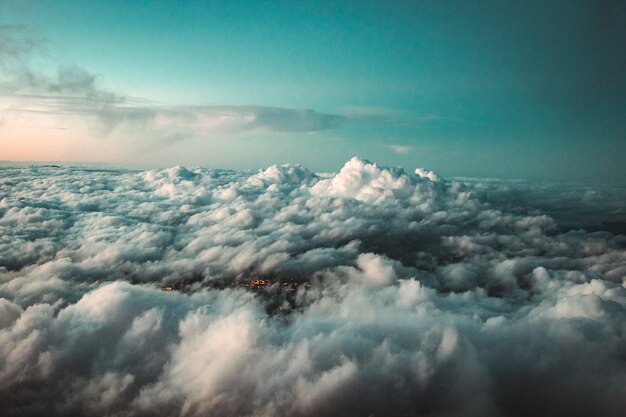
[1,0,625,182]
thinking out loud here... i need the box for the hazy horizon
[1,1,625,182]
[2,157,626,187]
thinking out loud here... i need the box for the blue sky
[1,0,624,182]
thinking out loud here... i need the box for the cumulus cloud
[0,158,625,417]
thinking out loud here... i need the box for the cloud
[151,105,346,134]
[389,144,413,154]
[0,25,348,139]
[3,86,344,137]
[1,26,439,148]
[0,25,47,68]
[0,158,625,416]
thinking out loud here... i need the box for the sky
[1,0,625,182]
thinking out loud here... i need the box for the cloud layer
[1,158,625,417]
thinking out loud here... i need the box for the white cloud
[0,158,625,416]
[389,144,412,154]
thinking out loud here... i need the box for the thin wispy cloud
[389,144,413,154]
[152,105,346,134]
[1,25,460,150]
[0,26,338,138]
[0,26,397,140]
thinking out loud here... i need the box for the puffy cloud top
[0,158,625,417]
[311,157,433,202]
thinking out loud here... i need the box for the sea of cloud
[1,158,625,417]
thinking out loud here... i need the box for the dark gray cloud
[1,158,625,417]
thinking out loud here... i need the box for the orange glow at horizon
[1,114,128,163]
